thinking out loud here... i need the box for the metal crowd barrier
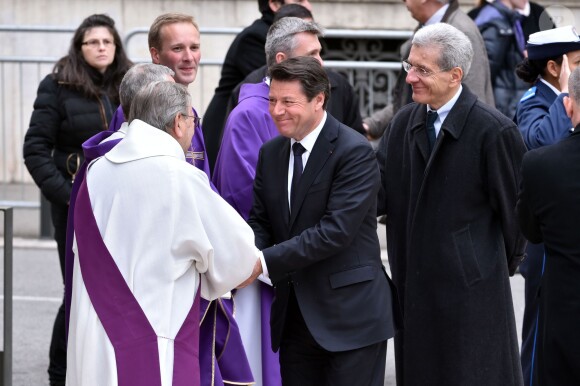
[0,207,13,386]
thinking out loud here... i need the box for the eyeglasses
[182,113,201,126]
[81,39,115,48]
[402,60,447,78]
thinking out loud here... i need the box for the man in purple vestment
[65,62,253,385]
[65,63,175,338]
[67,79,260,386]
[213,81,277,218]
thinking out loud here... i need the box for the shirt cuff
[258,251,273,286]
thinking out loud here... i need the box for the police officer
[516,26,580,148]
[514,25,580,386]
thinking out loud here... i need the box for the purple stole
[74,178,201,386]
[65,132,121,337]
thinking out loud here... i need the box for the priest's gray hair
[569,67,580,106]
[265,16,323,70]
[412,23,474,77]
[119,63,174,117]
[128,81,191,132]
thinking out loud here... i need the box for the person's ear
[269,0,283,13]
[563,95,574,119]
[172,113,184,140]
[449,67,463,87]
[314,92,325,111]
[546,59,560,79]
[150,46,160,64]
[275,52,287,64]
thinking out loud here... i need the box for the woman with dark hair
[22,14,132,386]
[514,25,580,386]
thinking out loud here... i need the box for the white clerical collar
[106,119,185,164]
[425,4,449,26]
[539,77,561,96]
[291,111,327,155]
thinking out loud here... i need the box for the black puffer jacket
[23,74,115,206]
[476,2,528,118]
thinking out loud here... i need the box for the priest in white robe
[66,81,261,386]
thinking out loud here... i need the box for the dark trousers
[520,242,544,386]
[49,203,67,386]
[279,289,387,386]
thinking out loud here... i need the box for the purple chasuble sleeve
[199,298,254,386]
[212,82,279,219]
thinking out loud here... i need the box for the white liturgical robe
[67,119,259,386]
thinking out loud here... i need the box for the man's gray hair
[128,81,191,132]
[569,67,580,105]
[119,63,175,117]
[412,23,474,77]
[265,16,323,69]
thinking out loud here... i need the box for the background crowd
[20,0,580,385]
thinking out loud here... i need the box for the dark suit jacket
[248,113,396,352]
[517,127,580,385]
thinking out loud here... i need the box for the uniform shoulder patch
[520,86,537,102]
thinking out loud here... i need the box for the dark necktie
[426,110,438,153]
[291,142,306,208]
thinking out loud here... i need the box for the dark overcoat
[517,127,580,385]
[377,86,526,385]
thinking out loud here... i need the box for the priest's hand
[236,258,263,289]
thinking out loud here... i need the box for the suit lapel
[278,140,292,226]
[289,116,337,228]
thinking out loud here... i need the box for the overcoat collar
[408,86,478,160]
[442,0,459,22]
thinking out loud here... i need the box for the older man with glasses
[376,22,527,386]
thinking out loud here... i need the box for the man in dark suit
[516,65,580,386]
[377,23,527,385]
[243,56,397,386]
